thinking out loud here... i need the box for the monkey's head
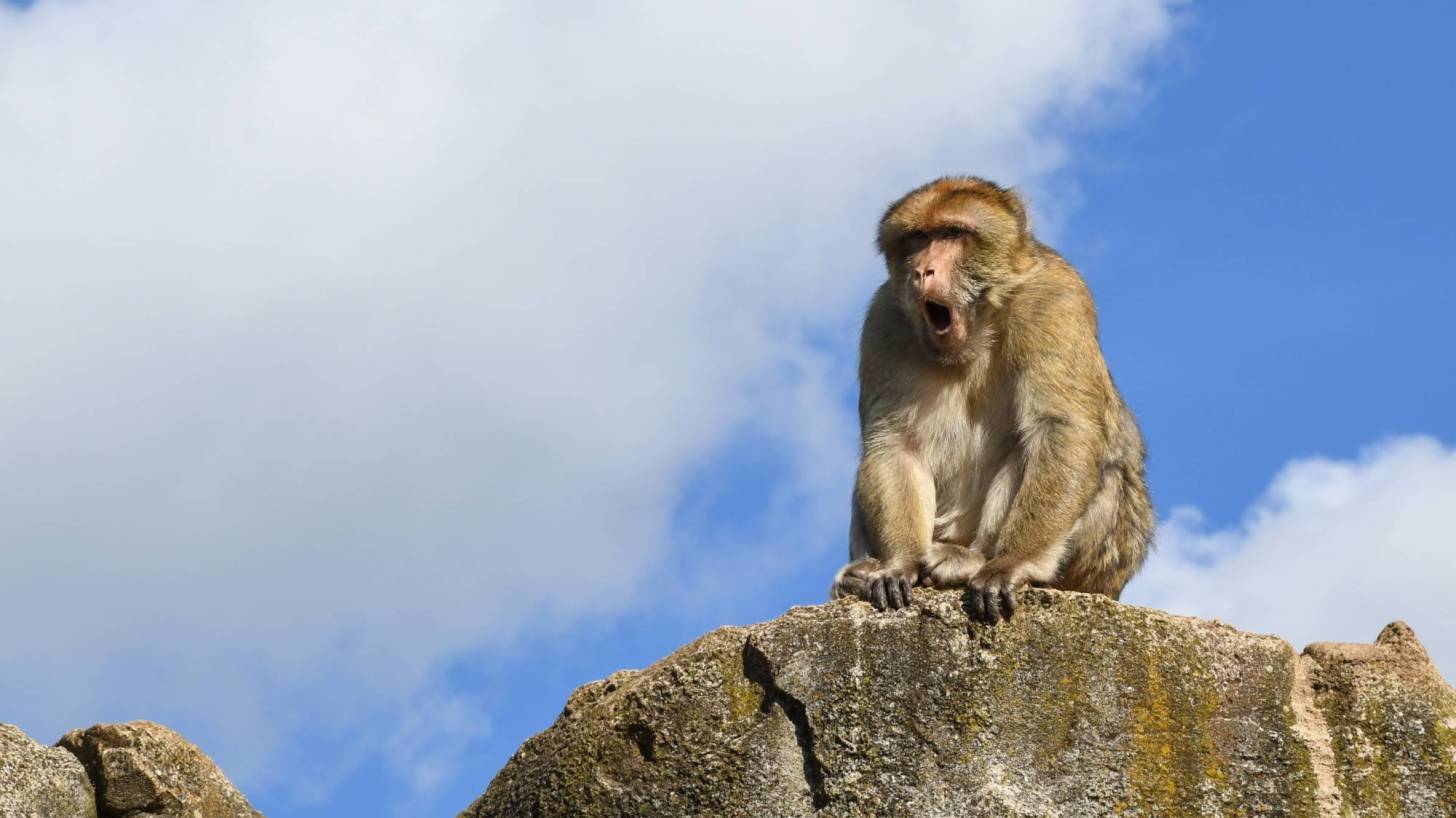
[876,177,1030,365]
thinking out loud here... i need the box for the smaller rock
[57,721,262,818]
[1303,622,1456,816]
[0,722,97,818]
[1375,619,1433,660]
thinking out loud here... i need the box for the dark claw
[898,576,913,608]
[999,587,1016,620]
[871,577,888,611]
[967,585,985,620]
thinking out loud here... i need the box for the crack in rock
[742,638,830,810]
[623,722,657,762]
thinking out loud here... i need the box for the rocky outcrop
[7,592,1453,817]
[0,724,97,818]
[0,721,260,818]
[57,721,263,818]
[462,589,1456,818]
[1304,623,1456,816]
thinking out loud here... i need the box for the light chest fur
[898,364,1022,554]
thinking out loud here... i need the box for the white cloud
[0,0,1180,798]
[1126,435,1456,681]
[383,689,489,800]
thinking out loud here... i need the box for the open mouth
[924,300,953,335]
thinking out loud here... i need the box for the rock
[459,589,1456,818]
[1303,622,1456,816]
[57,721,262,818]
[0,723,97,818]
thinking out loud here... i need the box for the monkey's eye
[897,231,930,255]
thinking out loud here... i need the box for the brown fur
[831,177,1154,619]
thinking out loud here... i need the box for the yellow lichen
[718,652,765,724]
[1116,635,1231,816]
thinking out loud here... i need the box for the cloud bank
[1127,435,1456,680]
[0,0,1180,798]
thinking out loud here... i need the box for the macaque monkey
[831,177,1154,623]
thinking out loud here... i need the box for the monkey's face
[886,228,988,364]
[877,178,1028,366]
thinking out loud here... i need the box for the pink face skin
[905,235,971,354]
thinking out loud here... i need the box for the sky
[1,2,1454,817]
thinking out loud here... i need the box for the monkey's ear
[874,220,903,260]
[1002,187,1030,234]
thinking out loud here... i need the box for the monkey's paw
[966,562,1024,624]
[832,558,917,611]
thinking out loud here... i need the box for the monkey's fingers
[879,576,906,610]
[999,587,1016,620]
[966,586,985,621]
[870,577,891,611]
[982,588,1003,624]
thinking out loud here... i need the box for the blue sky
[2,2,1454,817]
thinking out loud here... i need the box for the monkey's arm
[969,411,1099,621]
[970,294,1104,621]
[845,440,935,609]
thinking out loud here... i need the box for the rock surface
[1305,622,1456,816]
[461,589,1456,818]
[0,723,97,818]
[57,721,262,818]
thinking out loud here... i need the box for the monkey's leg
[844,447,935,611]
[1052,461,1153,599]
[918,541,986,589]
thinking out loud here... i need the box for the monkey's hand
[832,557,917,611]
[965,559,1026,624]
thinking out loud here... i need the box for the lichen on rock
[0,723,97,818]
[58,720,262,818]
[459,589,1456,818]
[1304,622,1456,817]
